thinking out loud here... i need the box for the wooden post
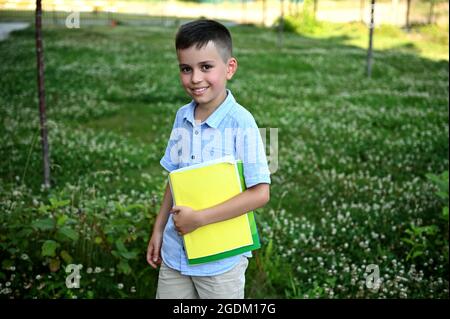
[35,0,51,188]
[367,0,375,78]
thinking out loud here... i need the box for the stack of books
[168,156,261,265]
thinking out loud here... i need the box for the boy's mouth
[191,87,209,96]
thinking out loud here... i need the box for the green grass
[0,19,448,298]
[280,14,449,61]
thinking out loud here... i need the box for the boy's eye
[201,64,212,71]
[180,66,192,73]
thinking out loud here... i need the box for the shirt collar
[184,89,235,128]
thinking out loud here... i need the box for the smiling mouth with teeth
[191,87,208,95]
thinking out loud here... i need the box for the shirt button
[194,130,199,135]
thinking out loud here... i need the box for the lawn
[0,18,448,298]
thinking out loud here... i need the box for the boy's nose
[191,69,202,84]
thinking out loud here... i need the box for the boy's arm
[153,181,173,235]
[171,183,270,235]
[147,181,173,268]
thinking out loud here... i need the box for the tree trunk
[278,0,284,48]
[428,0,435,24]
[367,0,375,78]
[241,0,246,24]
[406,0,412,29]
[313,0,318,19]
[262,0,267,26]
[35,0,51,188]
[360,0,365,23]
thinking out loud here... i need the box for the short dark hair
[175,19,233,62]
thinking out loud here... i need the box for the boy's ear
[226,57,238,80]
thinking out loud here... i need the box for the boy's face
[177,41,237,111]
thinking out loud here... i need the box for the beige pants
[156,257,249,299]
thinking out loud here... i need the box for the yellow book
[168,156,254,263]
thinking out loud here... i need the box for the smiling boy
[146,19,271,299]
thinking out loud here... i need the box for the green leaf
[114,239,137,259]
[49,198,70,209]
[124,203,144,211]
[57,227,79,241]
[117,260,132,274]
[60,250,73,264]
[16,227,33,238]
[1,259,13,270]
[401,238,415,246]
[49,258,61,272]
[57,215,69,227]
[115,239,128,253]
[38,205,50,213]
[32,218,56,231]
[422,225,438,235]
[120,250,138,260]
[412,251,424,259]
[41,240,59,257]
[442,207,449,220]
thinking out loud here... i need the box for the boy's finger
[148,255,158,269]
[152,252,159,263]
[171,206,181,214]
[147,252,153,267]
[147,245,153,259]
[147,246,158,268]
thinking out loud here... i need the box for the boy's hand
[170,205,202,235]
[146,232,163,269]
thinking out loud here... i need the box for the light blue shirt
[159,89,271,276]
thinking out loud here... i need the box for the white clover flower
[118,283,124,290]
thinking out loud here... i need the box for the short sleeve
[160,113,181,173]
[235,115,271,188]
